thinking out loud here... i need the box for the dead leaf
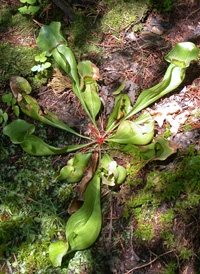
[148,102,181,127]
[77,152,99,200]
[48,67,71,93]
[91,62,100,80]
[67,198,83,215]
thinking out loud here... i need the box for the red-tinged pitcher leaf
[154,137,178,161]
[10,76,32,100]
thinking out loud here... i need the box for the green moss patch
[101,0,148,34]
[0,42,40,88]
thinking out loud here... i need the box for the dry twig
[125,249,176,274]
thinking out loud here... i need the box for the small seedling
[18,0,40,15]
[2,92,20,118]
[31,51,51,73]
[0,109,8,125]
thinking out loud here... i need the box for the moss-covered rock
[0,42,41,88]
[101,0,148,34]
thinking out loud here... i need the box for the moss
[11,13,39,36]
[163,123,172,138]
[101,0,148,34]
[0,6,38,35]
[134,206,156,242]
[162,261,177,274]
[67,14,102,59]
[159,209,174,230]
[0,42,41,88]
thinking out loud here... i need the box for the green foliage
[0,135,72,273]
[0,109,8,125]
[134,207,155,242]
[162,261,177,274]
[149,0,174,12]
[18,0,40,15]
[2,92,20,117]
[2,21,199,268]
[69,14,102,57]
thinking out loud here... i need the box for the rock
[151,26,164,35]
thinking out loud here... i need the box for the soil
[0,0,200,273]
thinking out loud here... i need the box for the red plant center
[91,126,104,145]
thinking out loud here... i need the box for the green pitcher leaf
[3,119,35,144]
[112,80,126,95]
[54,153,91,182]
[77,60,100,90]
[66,174,101,251]
[56,44,80,85]
[54,166,83,183]
[82,82,101,120]
[49,240,68,267]
[36,22,96,126]
[108,112,154,145]
[107,93,131,130]
[3,120,91,156]
[68,152,92,169]
[153,137,178,160]
[36,22,66,56]
[100,154,127,185]
[106,42,199,132]
[16,93,88,139]
[10,76,32,99]
[121,137,178,161]
[165,42,199,68]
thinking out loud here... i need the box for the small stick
[186,7,200,20]
[125,249,176,274]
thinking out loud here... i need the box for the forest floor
[0,0,200,273]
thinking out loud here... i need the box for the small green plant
[1,92,20,124]
[0,109,8,125]
[162,261,177,274]
[31,51,51,73]
[18,0,40,15]
[3,21,199,267]
[149,0,174,12]
[2,92,20,116]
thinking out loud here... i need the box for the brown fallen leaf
[67,198,83,215]
[77,152,99,200]
[67,152,99,214]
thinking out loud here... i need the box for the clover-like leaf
[35,51,47,62]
